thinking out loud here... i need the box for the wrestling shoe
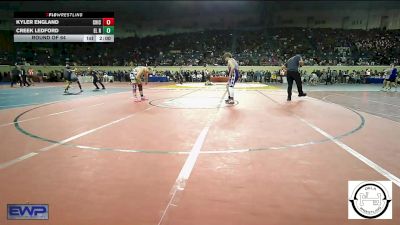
[141,96,148,101]
[226,99,235,104]
[298,93,307,97]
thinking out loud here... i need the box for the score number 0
[102,18,114,26]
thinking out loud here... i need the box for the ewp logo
[7,204,49,220]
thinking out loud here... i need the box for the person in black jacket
[325,67,333,85]
[20,66,30,87]
[89,67,105,90]
[10,66,20,88]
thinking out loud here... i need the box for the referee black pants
[287,71,304,97]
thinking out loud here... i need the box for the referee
[282,54,307,101]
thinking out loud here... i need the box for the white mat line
[0,106,155,170]
[0,89,199,169]
[0,103,105,128]
[157,90,227,225]
[263,92,400,187]
[157,126,210,225]
[331,93,400,108]
[0,152,39,170]
[297,116,400,187]
[0,90,129,110]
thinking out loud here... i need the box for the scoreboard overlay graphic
[14,12,114,42]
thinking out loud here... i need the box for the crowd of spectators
[299,68,395,85]
[0,28,399,67]
[1,67,391,86]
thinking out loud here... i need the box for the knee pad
[138,83,143,91]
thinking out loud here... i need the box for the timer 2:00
[98,36,112,41]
